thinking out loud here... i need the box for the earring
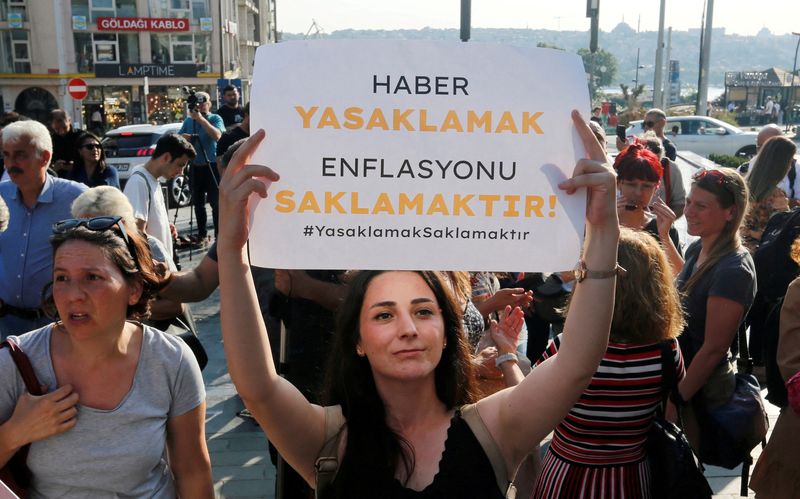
[356,347,365,357]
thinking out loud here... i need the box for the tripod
[187,118,221,244]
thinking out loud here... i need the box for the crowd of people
[0,96,797,499]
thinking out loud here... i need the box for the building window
[148,0,208,24]
[94,33,118,62]
[74,32,139,72]
[0,0,27,22]
[0,30,30,73]
[151,33,210,71]
[72,0,137,23]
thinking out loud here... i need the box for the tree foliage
[577,48,618,88]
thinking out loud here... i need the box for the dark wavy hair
[321,270,478,498]
[613,143,663,182]
[75,131,109,184]
[43,223,165,320]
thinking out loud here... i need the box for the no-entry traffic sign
[67,78,88,100]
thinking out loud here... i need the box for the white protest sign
[249,40,590,271]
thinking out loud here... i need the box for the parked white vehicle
[626,116,758,158]
[101,123,192,207]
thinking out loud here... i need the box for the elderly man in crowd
[49,109,81,176]
[0,120,86,337]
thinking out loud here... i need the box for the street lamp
[789,31,800,129]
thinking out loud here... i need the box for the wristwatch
[573,260,626,283]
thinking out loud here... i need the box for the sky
[277,0,800,37]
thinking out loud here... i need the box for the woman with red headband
[614,143,683,273]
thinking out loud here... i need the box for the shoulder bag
[0,338,45,498]
[646,341,712,499]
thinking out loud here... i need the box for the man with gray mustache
[0,120,85,337]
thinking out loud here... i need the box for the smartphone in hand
[616,125,627,142]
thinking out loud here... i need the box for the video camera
[182,86,208,113]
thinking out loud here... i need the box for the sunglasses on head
[692,168,737,197]
[52,216,140,271]
[81,143,102,150]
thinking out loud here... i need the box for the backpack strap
[658,340,675,411]
[314,404,345,499]
[131,170,153,215]
[461,403,516,499]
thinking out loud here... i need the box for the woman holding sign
[216,111,620,498]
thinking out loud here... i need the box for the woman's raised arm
[478,110,619,472]
[217,130,328,485]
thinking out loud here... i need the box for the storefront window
[147,85,214,124]
[103,87,131,129]
[74,33,138,73]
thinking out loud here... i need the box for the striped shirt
[538,336,685,466]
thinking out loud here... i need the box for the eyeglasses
[52,216,140,272]
[81,144,102,150]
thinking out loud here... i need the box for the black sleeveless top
[388,411,505,499]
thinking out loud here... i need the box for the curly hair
[321,270,477,498]
[611,228,685,342]
[44,222,165,320]
[613,143,663,182]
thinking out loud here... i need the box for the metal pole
[218,0,225,80]
[634,48,641,88]
[697,0,714,116]
[789,32,800,130]
[652,0,666,108]
[460,0,471,42]
[663,27,672,108]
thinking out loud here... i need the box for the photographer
[180,90,225,242]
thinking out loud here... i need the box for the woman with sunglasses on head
[66,131,120,189]
[0,216,212,497]
[215,111,620,498]
[673,168,755,449]
[741,135,796,254]
[614,142,683,274]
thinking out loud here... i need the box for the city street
[176,137,781,497]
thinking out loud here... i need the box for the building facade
[0,0,275,129]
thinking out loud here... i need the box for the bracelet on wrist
[495,352,518,368]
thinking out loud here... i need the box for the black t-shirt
[216,126,248,159]
[675,241,756,366]
[217,105,245,128]
[51,128,81,166]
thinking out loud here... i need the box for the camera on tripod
[182,86,207,113]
